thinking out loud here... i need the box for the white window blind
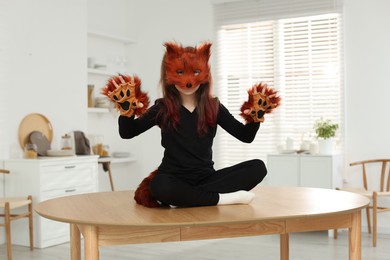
[213,0,344,168]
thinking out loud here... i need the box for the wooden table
[35,186,369,260]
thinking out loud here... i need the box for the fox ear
[164,42,182,58]
[197,42,212,61]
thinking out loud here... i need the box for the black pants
[149,159,267,207]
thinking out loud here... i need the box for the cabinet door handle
[64,165,76,169]
[65,189,76,193]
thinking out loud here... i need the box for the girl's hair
[156,52,219,136]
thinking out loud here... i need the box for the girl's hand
[240,82,281,123]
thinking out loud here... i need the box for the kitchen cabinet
[4,156,98,248]
[266,154,343,189]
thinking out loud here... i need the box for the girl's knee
[250,159,267,173]
[149,174,177,202]
[249,159,267,182]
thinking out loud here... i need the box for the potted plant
[314,118,339,154]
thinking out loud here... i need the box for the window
[213,1,344,168]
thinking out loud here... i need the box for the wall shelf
[98,157,136,164]
[111,157,136,164]
[88,30,136,44]
[88,68,116,76]
[88,107,110,113]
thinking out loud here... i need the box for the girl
[103,42,280,207]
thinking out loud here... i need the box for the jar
[102,145,110,157]
[88,84,94,108]
[61,134,73,150]
[24,143,38,159]
[286,137,294,150]
[91,135,104,156]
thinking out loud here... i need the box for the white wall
[2,0,88,158]
[344,0,390,168]
[344,0,390,232]
[0,1,9,160]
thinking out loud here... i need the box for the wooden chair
[334,159,390,247]
[0,169,34,260]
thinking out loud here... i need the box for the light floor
[1,231,389,260]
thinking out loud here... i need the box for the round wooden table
[35,186,369,260]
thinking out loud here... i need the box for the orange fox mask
[164,42,211,90]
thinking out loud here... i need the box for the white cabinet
[4,156,98,248]
[266,154,343,189]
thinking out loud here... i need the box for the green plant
[314,118,339,139]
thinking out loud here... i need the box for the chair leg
[366,206,372,234]
[104,162,115,191]
[5,202,12,260]
[373,192,377,247]
[28,195,34,251]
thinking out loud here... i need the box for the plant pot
[318,138,334,155]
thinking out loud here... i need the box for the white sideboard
[266,154,343,189]
[4,155,99,248]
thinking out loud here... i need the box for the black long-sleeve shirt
[118,100,260,182]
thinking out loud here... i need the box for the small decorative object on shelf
[61,134,73,151]
[314,118,338,139]
[314,118,338,154]
[87,57,96,69]
[88,84,94,107]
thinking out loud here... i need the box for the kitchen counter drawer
[40,162,96,191]
[40,183,97,201]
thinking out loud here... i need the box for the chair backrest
[350,159,390,192]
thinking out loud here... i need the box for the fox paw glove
[102,75,149,117]
[240,82,281,123]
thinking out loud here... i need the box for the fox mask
[164,42,211,90]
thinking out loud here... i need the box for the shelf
[88,68,116,76]
[88,30,136,44]
[88,107,109,113]
[98,157,136,164]
[111,157,136,164]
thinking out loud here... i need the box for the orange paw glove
[102,75,149,117]
[240,82,281,123]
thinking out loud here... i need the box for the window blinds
[214,0,342,24]
[213,0,344,169]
